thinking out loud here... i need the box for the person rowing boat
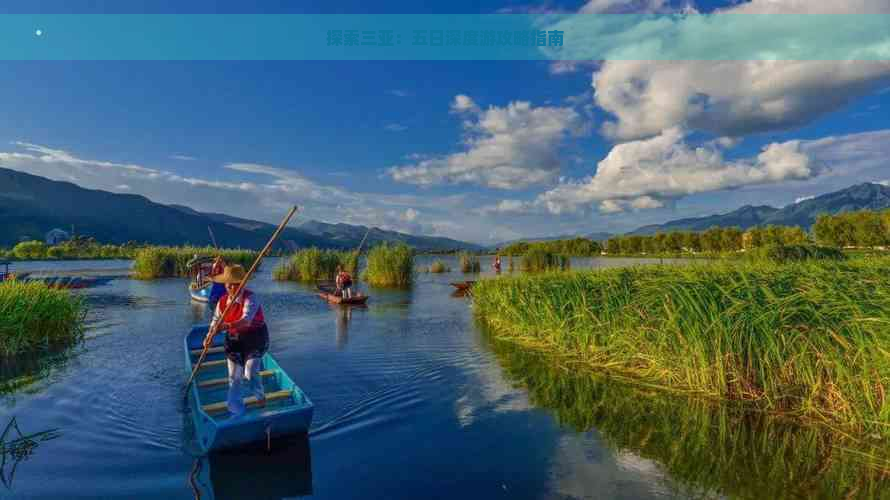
[207,265,269,415]
[335,265,354,299]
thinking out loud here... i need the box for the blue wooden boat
[184,325,314,452]
[189,282,225,305]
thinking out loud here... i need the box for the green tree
[701,228,723,252]
[13,240,48,260]
[720,227,743,252]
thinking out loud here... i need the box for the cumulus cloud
[389,96,585,190]
[582,0,890,140]
[503,127,823,214]
[580,0,670,14]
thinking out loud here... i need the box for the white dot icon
[35,29,43,36]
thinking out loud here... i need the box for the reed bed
[364,243,413,287]
[273,248,358,282]
[0,282,86,356]
[459,252,481,273]
[486,335,890,499]
[133,246,257,280]
[427,260,450,273]
[520,248,570,272]
[746,244,847,263]
[473,257,890,437]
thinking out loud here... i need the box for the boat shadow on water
[189,433,312,500]
[480,325,890,500]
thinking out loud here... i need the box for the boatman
[206,265,269,415]
[493,255,502,273]
[335,265,353,299]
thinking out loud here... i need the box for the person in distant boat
[208,256,227,304]
[206,265,269,416]
[335,266,353,299]
[493,255,502,273]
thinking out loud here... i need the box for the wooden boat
[184,325,314,452]
[449,281,476,291]
[316,286,369,305]
[189,282,212,303]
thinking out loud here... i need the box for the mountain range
[0,167,483,251]
[628,182,890,235]
[3,166,889,250]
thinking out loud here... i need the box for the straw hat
[211,265,250,284]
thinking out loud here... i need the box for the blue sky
[2,0,890,243]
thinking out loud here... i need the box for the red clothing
[336,271,353,287]
[214,290,266,336]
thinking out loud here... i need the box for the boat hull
[184,325,314,452]
[317,289,369,305]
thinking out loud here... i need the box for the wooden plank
[195,359,227,370]
[202,389,292,415]
[190,346,224,356]
[197,370,275,389]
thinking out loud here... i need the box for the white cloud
[115,184,132,191]
[584,0,890,140]
[529,127,821,214]
[580,0,670,14]
[794,195,815,203]
[170,154,197,161]
[384,123,408,132]
[388,89,412,97]
[389,97,585,190]
[878,180,890,187]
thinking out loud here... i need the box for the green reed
[520,248,570,272]
[745,244,847,263]
[273,248,358,282]
[473,257,890,438]
[485,333,890,499]
[0,282,86,357]
[133,246,257,280]
[364,243,413,287]
[426,260,450,273]
[459,252,481,273]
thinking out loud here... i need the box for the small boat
[184,325,314,452]
[449,281,476,291]
[189,282,213,303]
[316,285,369,305]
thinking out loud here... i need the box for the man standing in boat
[208,265,269,415]
[493,255,502,273]
[335,265,353,299]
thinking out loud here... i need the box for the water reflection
[189,434,312,500]
[334,305,352,350]
[0,417,61,491]
[0,344,82,401]
[483,330,890,500]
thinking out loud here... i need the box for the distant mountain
[628,183,890,235]
[0,168,482,251]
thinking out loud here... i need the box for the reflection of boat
[450,281,476,291]
[317,285,369,305]
[190,434,313,500]
[184,325,314,452]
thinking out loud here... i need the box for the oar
[208,226,219,250]
[184,206,299,395]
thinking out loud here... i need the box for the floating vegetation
[473,257,890,438]
[273,248,357,282]
[132,246,257,280]
[364,243,413,288]
[0,282,86,356]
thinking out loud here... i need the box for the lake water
[2,256,886,499]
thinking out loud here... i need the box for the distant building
[45,228,71,245]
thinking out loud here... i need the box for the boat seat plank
[197,370,276,388]
[202,389,292,415]
[195,359,227,370]
[190,346,225,355]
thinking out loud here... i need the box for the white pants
[226,358,265,415]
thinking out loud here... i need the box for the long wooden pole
[184,206,298,394]
[208,226,219,250]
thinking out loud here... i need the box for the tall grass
[486,334,890,499]
[746,244,846,263]
[459,252,481,273]
[133,246,257,279]
[520,248,570,272]
[428,260,450,273]
[364,243,413,287]
[0,282,86,356]
[273,248,358,282]
[473,257,890,437]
